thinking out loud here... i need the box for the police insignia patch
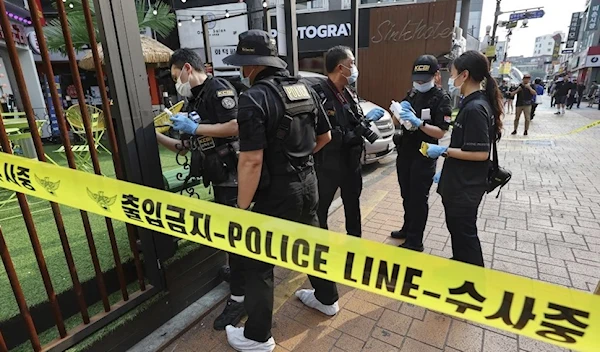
[217,89,234,97]
[283,84,310,101]
[444,115,452,123]
[221,97,236,109]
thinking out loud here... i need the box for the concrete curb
[127,283,229,352]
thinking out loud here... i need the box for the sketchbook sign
[371,19,454,44]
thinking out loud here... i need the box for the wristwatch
[442,151,449,158]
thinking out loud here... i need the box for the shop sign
[586,54,600,67]
[586,0,600,31]
[552,33,562,62]
[566,12,581,49]
[270,10,358,53]
[27,31,41,55]
[370,19,453,44]
[176,3,248,48]
[211,45,237,69]
[0,23,27,46]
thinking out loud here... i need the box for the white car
[299,71,395,164]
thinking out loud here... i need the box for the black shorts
[555,95,567,104]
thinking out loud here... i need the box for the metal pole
[0,0,66,337]
[263,5,271,33]
[26,0,91,323]
[202,15,212,66]
[0,227,41,351]
[460,0,471,39]
[491,0,501,46]
[284,0,298,75]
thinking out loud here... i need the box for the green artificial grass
[0,142,212,324]
[11,282,167,352]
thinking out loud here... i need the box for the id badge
[199,136,216,151]
[421,108,431,121]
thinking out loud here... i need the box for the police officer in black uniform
[307,46,385,237]
[390,55,452,252]
[222,30,338,352]
[156,48,245,331]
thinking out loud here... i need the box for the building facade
[454,0,484,39]
[533,33,563,57]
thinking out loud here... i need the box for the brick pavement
[165,101,599,352]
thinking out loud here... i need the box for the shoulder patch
[217,89,235,98]
[283,84,311,101]
[221,97,236,110]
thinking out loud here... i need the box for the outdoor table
[4,118,46,159]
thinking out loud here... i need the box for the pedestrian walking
[500,80,511,114]
[510,74,535,136]
[389,55,452,252]
[531,78,545,120]
[307,46,385,238]
[576,81,586,108]
[222,30,338,352]
[587,81,598,107]
[554,77,570,115]
[567,79,578,109]
[423,50,503,267]
[156,48,246,330]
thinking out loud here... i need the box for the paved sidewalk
[165,103,599,352]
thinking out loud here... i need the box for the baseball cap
[412,55,439,82]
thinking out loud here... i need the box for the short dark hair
[169,48,204,72]
[325,46,352,73]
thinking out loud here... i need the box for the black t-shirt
[556,81,573,97]
[237,68,330,170]
[437,91,492,207]
[507,86,517,99]
[500,85,509,99]
[515,84,534,107]
[399,87,452,157]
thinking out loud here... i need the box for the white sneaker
[295,289,339,316]
[225,325,275,352]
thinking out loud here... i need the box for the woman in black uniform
[422,50,503,267]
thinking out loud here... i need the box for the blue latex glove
[399,109,423,128]
[399,101,413,111]
[424,143,448,159]
[170,113,198,135]
[365,108,385,122]
[433,171,441,184]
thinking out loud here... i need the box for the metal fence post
[91,0,176,287]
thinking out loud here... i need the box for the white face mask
[239,67,254,88]
[413,80,435,93]
[449,73,465,94]
[342,64,359,85]
[175,67,193,98]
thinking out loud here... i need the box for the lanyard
[327,79,350,107]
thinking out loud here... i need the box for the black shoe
[554,111,561,115]
[399,242,424,252]
[390,230,407,239]
[213,299,246,331]
[219,265,231,283]
[511,130,517,135]
[524,130,528,136]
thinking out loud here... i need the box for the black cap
[412,55,439,82]
[223,30,287,69]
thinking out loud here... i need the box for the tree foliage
[44,0,175,53]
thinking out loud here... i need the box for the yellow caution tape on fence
[0,152,599,352]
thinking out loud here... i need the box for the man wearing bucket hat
[222,29,338,352]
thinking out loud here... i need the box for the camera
[359,120,379,144]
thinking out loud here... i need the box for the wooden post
[595,280,600,295]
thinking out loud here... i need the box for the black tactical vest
[256,76,319,175]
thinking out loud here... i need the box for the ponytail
[484,72,504,140]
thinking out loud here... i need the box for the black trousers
[444,203,484,267]
[396,154,436,246]
[316,154,363,237]
[531,103,538,118]
[213,186,245,297]
[550,95,555,107]
[241,169,339,343]
[577,94,583,108]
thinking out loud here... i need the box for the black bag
[487,134,511,198]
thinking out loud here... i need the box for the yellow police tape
[0,152,599,352]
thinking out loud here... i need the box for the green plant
[44,0,175,53]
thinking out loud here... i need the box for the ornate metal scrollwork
[174,136,203,198]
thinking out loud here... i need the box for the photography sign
[566,12,581,49]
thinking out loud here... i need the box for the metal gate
[0,0,174,351]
